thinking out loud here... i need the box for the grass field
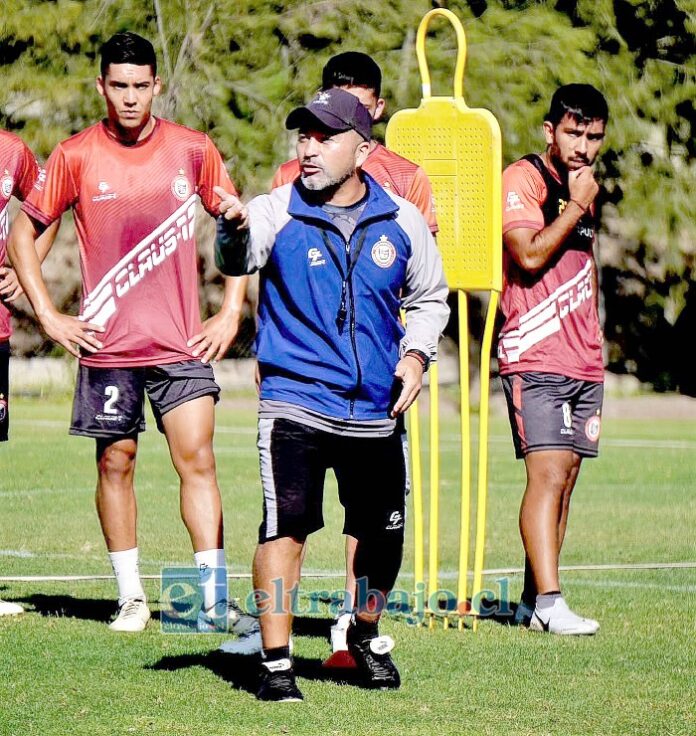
[1,393,694,736]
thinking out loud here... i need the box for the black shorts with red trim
[70,359,220,439]
[256,417,409,543]
[501,371,603,459]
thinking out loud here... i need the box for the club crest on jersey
[371,235,396,268]
[307,247,326,267]
[585,413,601,442]
[171,169,191,201]
[1,171,13,199]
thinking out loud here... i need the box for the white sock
[535,593,577,623]
[194,548,227,615]
[108,547,145,606]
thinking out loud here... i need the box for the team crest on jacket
[171,169,191,201]
[371,235,396,268]
[1,171,13,199]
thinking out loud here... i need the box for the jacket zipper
[319,222,370,421]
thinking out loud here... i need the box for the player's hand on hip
[39,309,104,358]
[0,267,24,303]
[213,186,249,228]
[391,355,425,417]
[568,167,599,210]
[188,309,240,363]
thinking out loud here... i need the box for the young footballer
[8,32,255,637]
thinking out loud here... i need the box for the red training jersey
[498,157,603,382]
[272,142,438,233]
[22,118,237,368]
[0,131,42,342]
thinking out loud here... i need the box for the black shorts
[0,340,9,442]
[257,418,409,542]
[70,360,220,439]
[501,372,603,459]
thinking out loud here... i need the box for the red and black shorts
[257,417,409,543]
[70,359,220,439]
[501,371,603,459]
[0,340,9,442]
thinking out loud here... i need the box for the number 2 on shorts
[103,385,120,415]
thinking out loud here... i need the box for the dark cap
[285,88,372,141]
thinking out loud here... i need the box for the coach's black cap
[286,88,372,141]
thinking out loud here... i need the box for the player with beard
[215,88,449,701]
[499,84,609,635]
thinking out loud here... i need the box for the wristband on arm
[404,349,430,372]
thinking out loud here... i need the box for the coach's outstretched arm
[8,211,103,357]
[213,186,279,276]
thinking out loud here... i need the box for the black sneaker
[346,626,401,689]
[256,659,304,702]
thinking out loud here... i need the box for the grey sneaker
[198,599,260,634]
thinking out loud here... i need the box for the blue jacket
[216,175,449,421]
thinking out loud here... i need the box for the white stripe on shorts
[401,432,411,496]
[257,417,278,538]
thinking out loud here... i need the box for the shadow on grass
[7,593,160,624]
[148,650,362,696]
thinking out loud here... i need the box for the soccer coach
[214,88,449,702]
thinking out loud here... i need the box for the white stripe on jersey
[500,259,593,363]
[81,194,197,326]
[0,203,9,242]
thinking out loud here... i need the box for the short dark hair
[100,32,157,78]
[322,52,382,97]
[545,84,609,127]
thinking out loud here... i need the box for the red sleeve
[271,159,300,190]
[13,140,41,201]
[21,143,77,226]
[198,136,238,216]
[502,160,546,235]
[404,166,439,234]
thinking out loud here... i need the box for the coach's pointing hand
[214,186,249,229]
[391,354,425,417]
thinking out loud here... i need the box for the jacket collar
[287,172,399,229]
